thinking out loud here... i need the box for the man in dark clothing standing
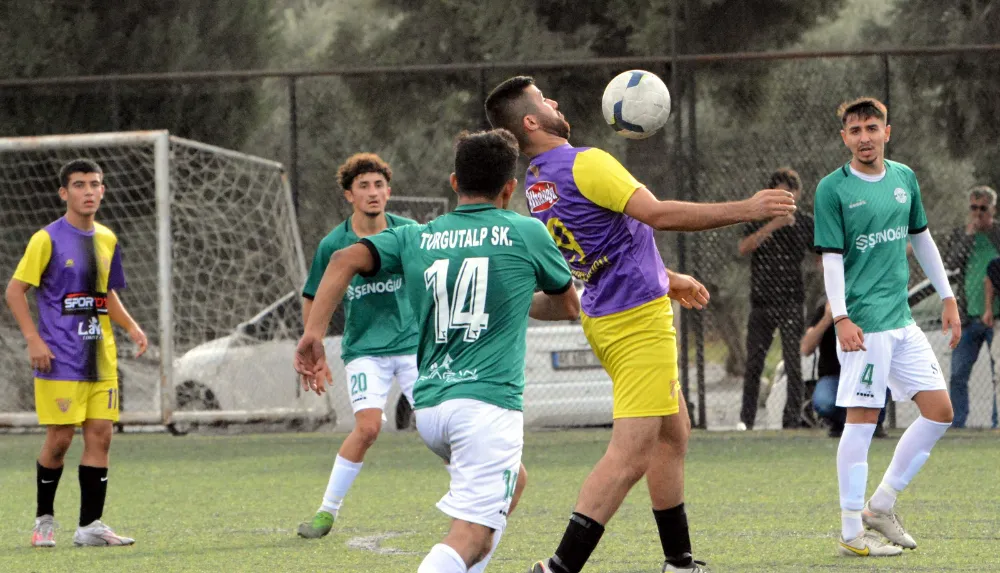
[738,168,814,429]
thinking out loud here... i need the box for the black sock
[36,462,63,517]
[78,465,108,527]
[550,512,605,573]
[654,503,693,567]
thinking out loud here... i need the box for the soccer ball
[601,70,671,140]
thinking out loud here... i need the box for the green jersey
[303,213,419,364]
[963,234,1000,317]
[362,203,573,411]
[814,160,928,333]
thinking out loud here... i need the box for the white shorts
[416,399,523,531]
[344,354,418,414]
[836,323,946,408]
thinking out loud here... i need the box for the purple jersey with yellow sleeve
[12,218,126,382]
[524,144,669,317]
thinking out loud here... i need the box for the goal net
[0,131,316,428]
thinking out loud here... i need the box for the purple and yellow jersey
[524,144,669,317]
[13,218,126,382]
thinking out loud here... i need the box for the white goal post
[0,131,324,428]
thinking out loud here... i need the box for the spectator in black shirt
[738,168,814,429]
[802,300,887,438]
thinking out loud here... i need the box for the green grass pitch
[2,429,998,572]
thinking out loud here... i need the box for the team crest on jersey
[894,188,908,204]
[64,258,74,268]
[526,181,559,213]
[56,398,72,413]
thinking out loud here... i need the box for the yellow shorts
[581,295,680,419]
[34,378,120,426]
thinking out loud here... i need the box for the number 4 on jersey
[425,257,490,343]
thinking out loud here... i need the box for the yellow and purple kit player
[6,159,147,548]
[486,76,796,573]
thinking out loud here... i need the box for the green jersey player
[296,129,578,573]
[296,153,419,539]
[814,97,961,558]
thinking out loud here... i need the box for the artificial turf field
[2,429,998,572]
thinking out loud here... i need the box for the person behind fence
[802,299,887,439]
[737,167,814,430]
[5,159,148,548]
[942,185,1000,429]
[975,253,1000,428]
[814,96,960,558]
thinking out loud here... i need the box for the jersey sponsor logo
[526,181,559,213]
[417,353,479,384]
[849,200,867,209]
[894,187,908,204]
[64,258,75,267]
[62,292,108,315]
[346,277,403,301]
[854,225,908,253]
[77,317,103,341]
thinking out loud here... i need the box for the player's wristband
[833,316,850,326]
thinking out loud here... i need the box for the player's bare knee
[353,418,382,447]
[44,427,74,461]
[84,425,113,454]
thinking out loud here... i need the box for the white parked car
[172,291,615,431]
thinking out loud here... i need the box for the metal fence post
[882,53,898,430]
[288,76,300,215]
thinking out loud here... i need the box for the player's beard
[539,113,571,140]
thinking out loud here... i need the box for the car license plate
[551,349,603,370]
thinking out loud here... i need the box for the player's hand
[27,335,54,373]
[745,189,796,222]
[835,318,866,352]
[128,324,148,357]
[294,333,331,394]
[667,271,710,310]
[983,309,994,328]
[942,298,962,349]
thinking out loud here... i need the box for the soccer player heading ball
[485,76,796,573]
[6,159,147,548]
[814,97,960,557]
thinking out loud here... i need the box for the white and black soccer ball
[601,70,671,140]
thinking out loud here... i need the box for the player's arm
[5,278,54,372]
[623,187,796,232]
[107,290,148,357]
[910,230,960,348]
[303,244,374,341]
[800,303,832,356]
[665,268,710,310]
[529,285,580,321]
[572,149,795,231]
[984,275,994,327]
[301,236,337,324]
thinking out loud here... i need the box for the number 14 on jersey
[424,257,490,343]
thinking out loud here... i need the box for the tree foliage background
[1,0,996,378]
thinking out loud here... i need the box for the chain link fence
[1,47,998,428]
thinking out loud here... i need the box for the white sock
[418,543,467,573]
[467,526,503,573]
[837,423,876,540]
[869,416,949,513]
[319,455,363,515]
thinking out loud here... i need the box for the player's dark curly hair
[337,153,392,191]
[453,129,519,199]
[485,76,537,147]
[767,167,802,192]
[59,159,103,188]
[837,97,887,125]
